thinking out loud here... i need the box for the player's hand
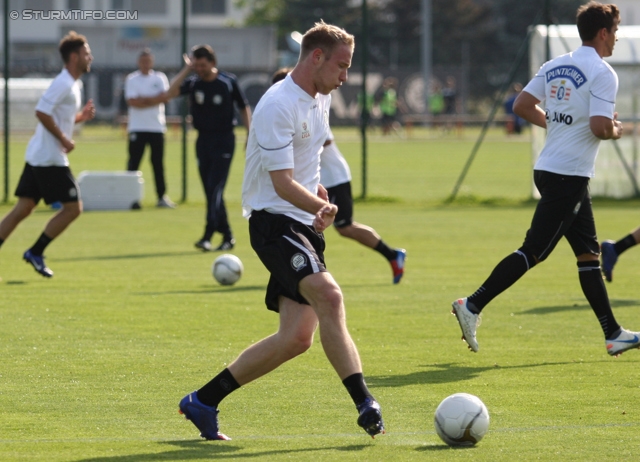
[313,203,337,233]
[612,112,623,140]
[61,137,75,154]
[81,99,96,121]
[183,53,193,69]
[317,184,328,201]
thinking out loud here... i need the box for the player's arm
[75,99,95,123]
[36,111,75,153]
[513,91,546,128]
[239,106,251,135]
[164,54,193,100]
[590,113,623,140]
[269,169,337,232]
[127,94,167,108]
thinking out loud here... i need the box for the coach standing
[0,31,95,277]
[165,45,251,251]
[125,49,175,208]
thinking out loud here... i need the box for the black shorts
[249,210,327,312]
[522,170,599,260]
[327,182,353,228]
[14,163,80,205]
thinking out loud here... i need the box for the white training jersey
[125,70,169,133]
[242,74,331,225]
[320,129,352,188]
[25,68,81,167]
[524,46,618,178]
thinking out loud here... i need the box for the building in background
[0,0,277,122]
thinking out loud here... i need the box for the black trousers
[196,131,235,241]
[127,131,166,199]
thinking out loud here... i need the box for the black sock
[613,234,637,256]
[0,237,4,248]
[374,240,397,261]
[342,373,374,407]
[196,368,240,408]
[578,260,620,339]
[30,233,53,256]
[468,250,533,312]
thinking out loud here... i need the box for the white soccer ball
[434,393,490,447]
[212,254,243,286]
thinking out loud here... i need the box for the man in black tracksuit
[166,45,251,251]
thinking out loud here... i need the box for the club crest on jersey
[291,253,307,271]
[301,120,311,139]
[545,65,587,88]
[550,80,572,101]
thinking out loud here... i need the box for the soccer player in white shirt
[452,2,640,357]
[178,22,384,440]
[125,49,174,208]
[0,31,95,278]
[271,68,407,284]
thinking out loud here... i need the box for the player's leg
[299,270,384,437]
[227,297,318,384]
[566,196,640,356]
[24,167,81,277]
[0,164,42,246]
[328,182,406,283]
[194,134,215,250]
[127,132,145,171]
[206,132,235,250]
[127,132,146,209]
[179,296,318,440]
[0,197,37,246]
[452,171,582,351]
[149,132,173,207]
[600,225,640,282]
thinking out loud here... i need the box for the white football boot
[606,327,640,356]
[451,298,479,352]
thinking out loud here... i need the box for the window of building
[25,0,53,10]
[113,0,166,14]
[191,0,226,15]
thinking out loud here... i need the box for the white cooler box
[77,171,144,211]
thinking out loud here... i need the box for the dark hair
[191,44,216,64]
[300,20,354,60]
[271,67,292,85]
[59,31,87,63]
[577,2,620,42]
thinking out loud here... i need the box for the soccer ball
[434,393,490,447]
[212,254,243,286]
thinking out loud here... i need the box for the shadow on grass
[368,361,598,387]
[133,285,266,296]
[518,299,639,315]
[55,251,201,262]
[415,444,474,452]
[75,440,369,461]
[56,251,198,262]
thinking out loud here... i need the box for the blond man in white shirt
[178,22,384,441]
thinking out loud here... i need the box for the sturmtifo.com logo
[10,10,138,20]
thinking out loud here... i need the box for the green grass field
[1,126,639,461]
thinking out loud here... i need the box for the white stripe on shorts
[283,235,320,273]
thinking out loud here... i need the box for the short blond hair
[300,21,354,60]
